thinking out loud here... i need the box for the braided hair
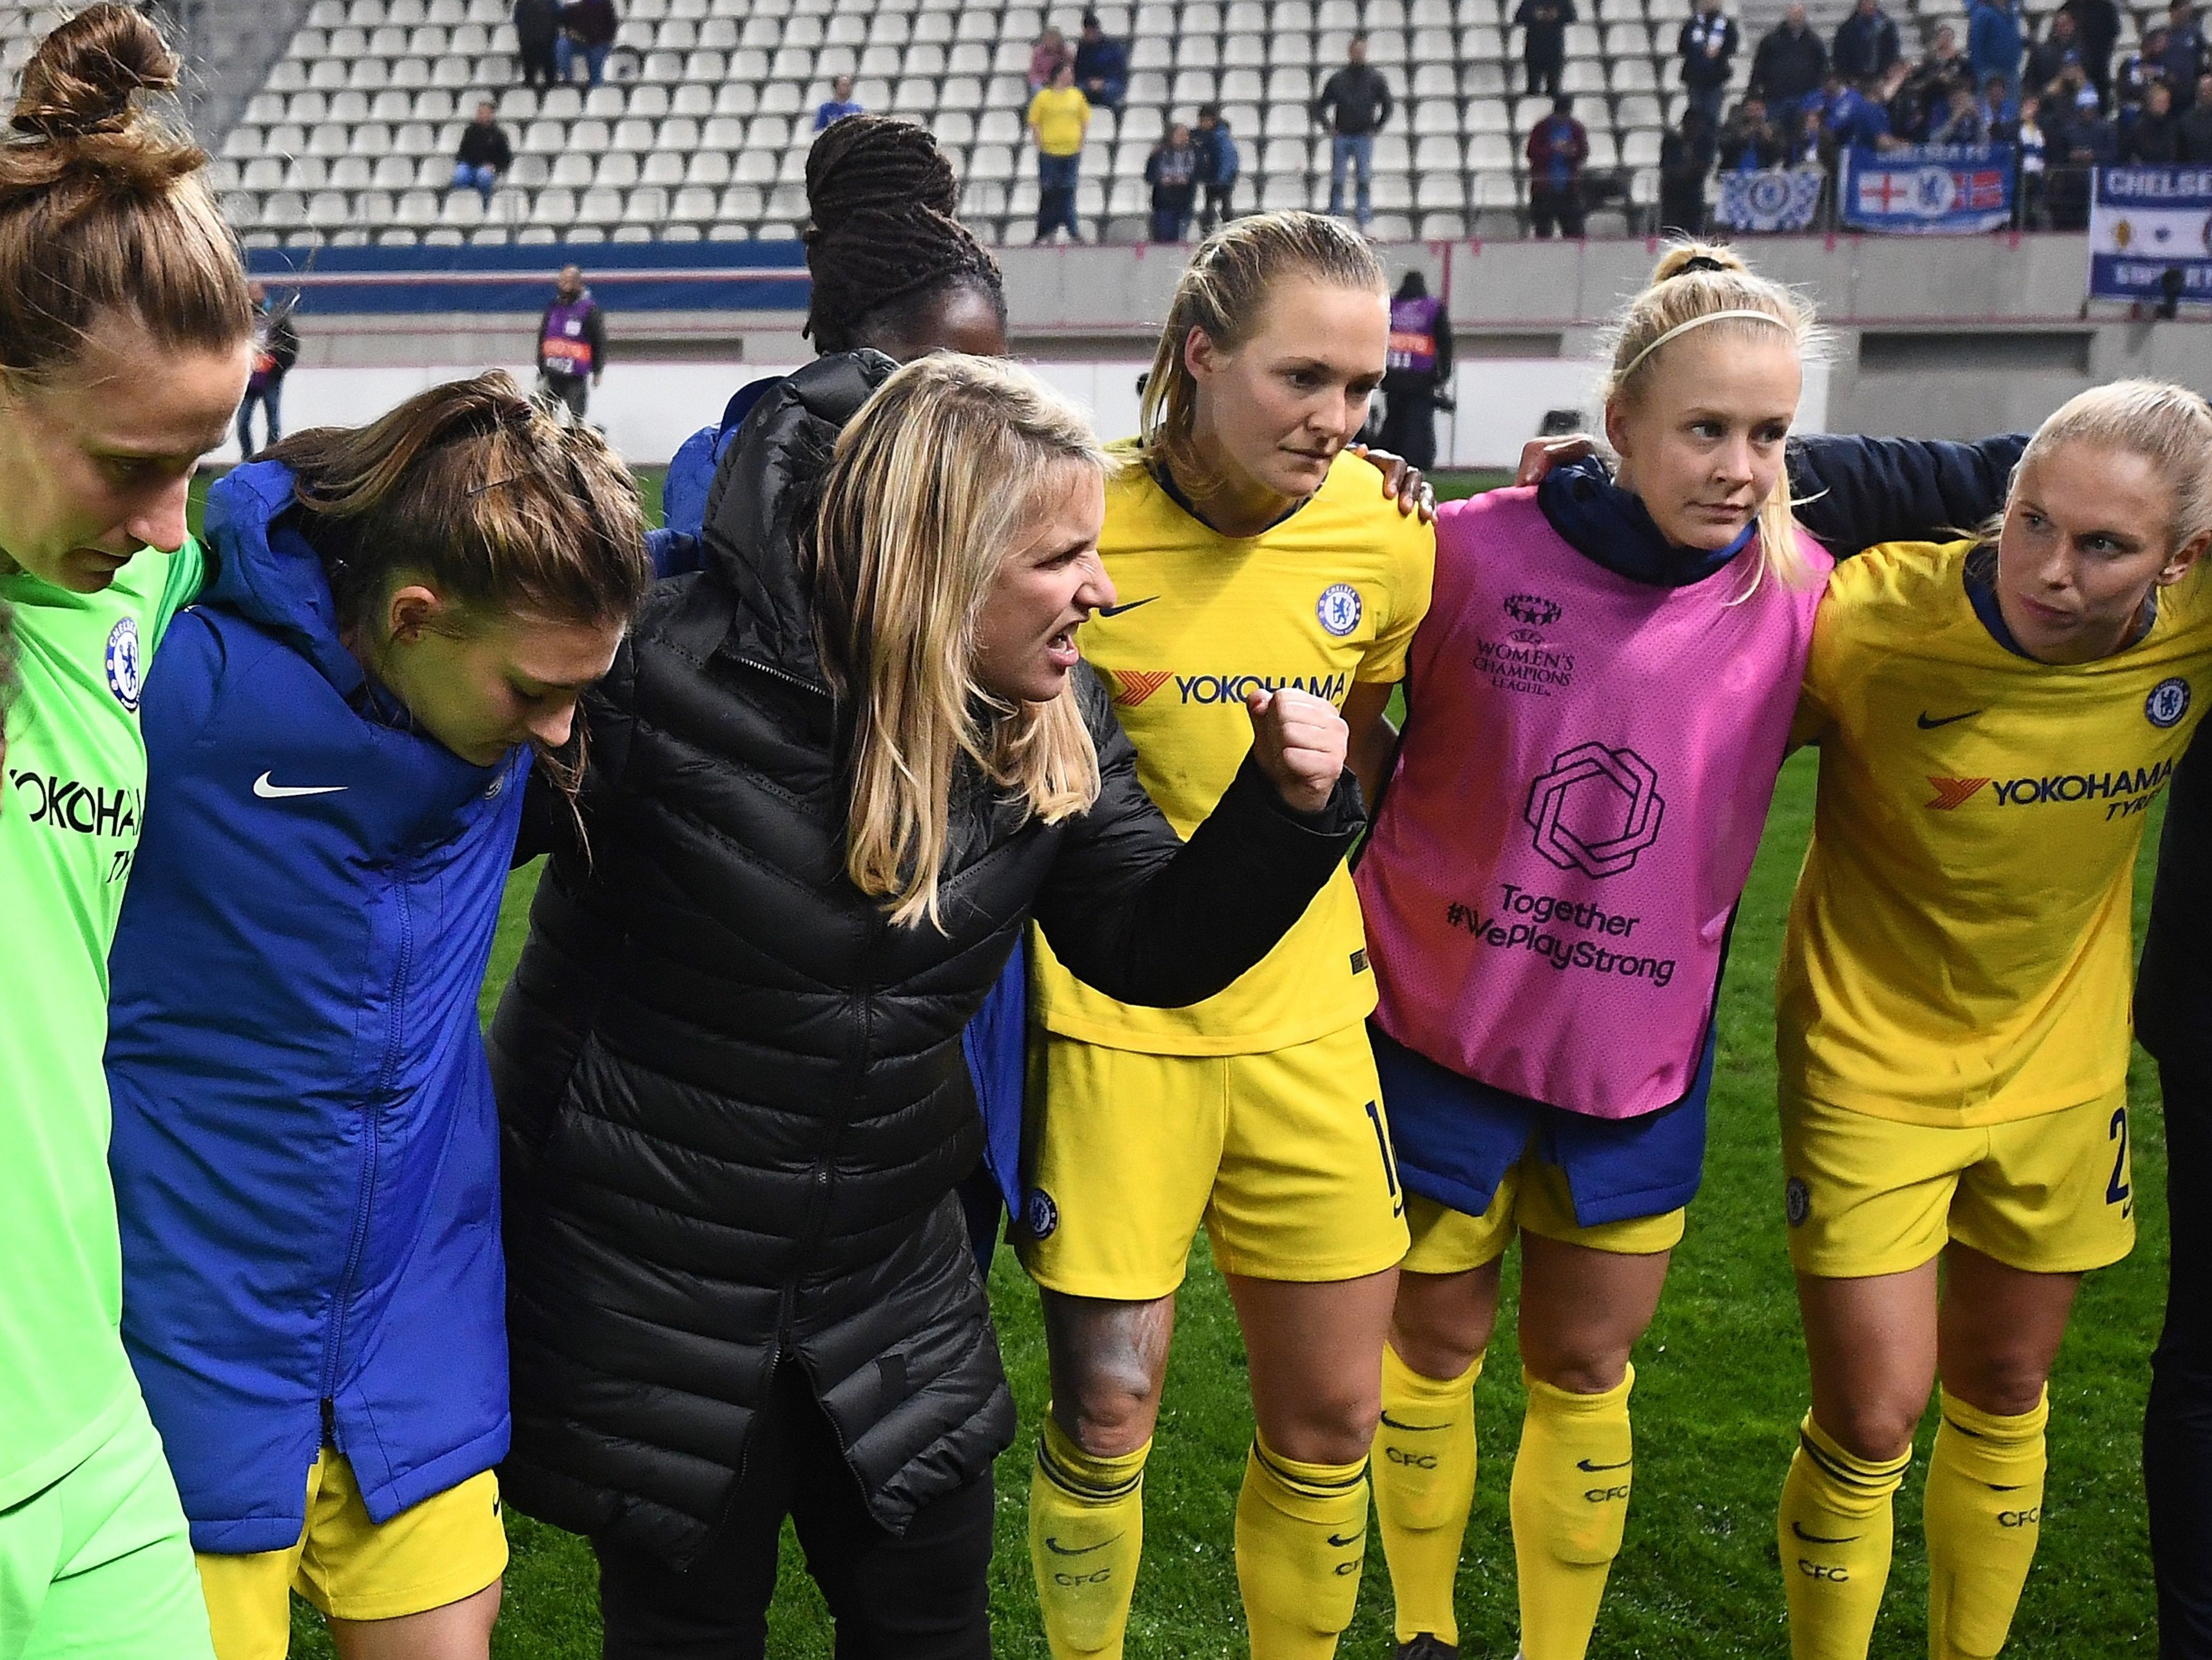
[802,115,1006,356]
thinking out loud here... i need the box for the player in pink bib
[1356,243,1827,1660]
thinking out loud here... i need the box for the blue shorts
[1371,1021,1712,1228]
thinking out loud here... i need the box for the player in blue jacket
[104,373,650,1660]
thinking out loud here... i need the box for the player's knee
[1264,1390,1382,1468]
[1524,1347,1631,1398]
[1817,1399,1919,1465]
[1944,1356,2050,1422]
[1056,1365,1163,1457]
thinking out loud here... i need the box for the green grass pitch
[195,464,2168,1654]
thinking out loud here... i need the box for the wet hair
[815,354,1112,929]
[802,115,1006,357]
[1991,380,2212,558]
[1598,240,1825,594]
[266,370,651,794]
[1138,209,1384,488]
[0,3,250,381]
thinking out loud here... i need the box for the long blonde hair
[815,354,1111,930]
[1598,240,1825,594]
[1137,210,1384,493]
[1992,380,2212,556]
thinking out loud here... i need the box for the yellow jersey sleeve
[1777,540,2212,1126]
[1031,449,1439,1055]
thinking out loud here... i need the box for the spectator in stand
[2046,83,2112,229]
[556,0,616,88]
[1658,104,1714,233]
[2168,1,2207,108]
[2182,69,2212,151]
[2120,26,2170,112]
[1679,0,1741,131]
[514,0,561,91]
[1981,71,2017,131]
[816,73,864,130]
[1751,5,1829,121]
[1028,26,1071,93]
[235,280,298,458]
[1783,99,1825,162]
[536,263,606,422]
[1074,13,1128,113]
[2128,78,2185,156]
[1928,79,1990,141]
[2026,9,2086,97]
[1720,92,1787,168]
[2060,0,2120,99]
[1968,0,2023,100]
[1525,92,1588,236]
[448,99,510,204]
[2012,89,2046,220]
[1144,121,1198,241]
[1194,104,1240,229]
[1027,61,1089,242]
[1515,0,1574,99]
[1832,0,1901,84]
[1892,25,1968,140]
[1823,68,1897,149]
[1315,34,1394,229]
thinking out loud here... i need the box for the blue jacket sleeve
[1785,431,2028,556]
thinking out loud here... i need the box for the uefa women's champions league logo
[104,618,142,714]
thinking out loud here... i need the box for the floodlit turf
[246,458,2166,1654]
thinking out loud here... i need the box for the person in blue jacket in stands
[104,373,650,1660]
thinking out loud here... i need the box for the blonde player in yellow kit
[1016,211,1435,1660]
[1774,381,2212,1660]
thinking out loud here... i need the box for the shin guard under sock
[1029,1412,1149,1659]
[1234,1434,1370,1660]
[1510,1365,1635,1660]
[1778,1412,1912,1660]
[1373,1343,1482,1646]
[1925,1388,2048,1660]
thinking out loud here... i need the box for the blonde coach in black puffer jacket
[489,351,1366,1658]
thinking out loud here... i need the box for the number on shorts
[2108,1106,2132,1209]
[1364,1099,1404,1216]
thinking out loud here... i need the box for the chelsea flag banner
[1840,143,2014,233]
[2088,167,2212,303]
[1714,166,1826,232]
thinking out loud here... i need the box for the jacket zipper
[320,870,412,1447]
[735,655,830,700]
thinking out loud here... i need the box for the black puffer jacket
[489,351,1364,1567]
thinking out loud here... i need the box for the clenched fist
[1243,686,1349,817]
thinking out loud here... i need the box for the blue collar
[1535,457,1757,587]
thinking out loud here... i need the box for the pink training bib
[1356,487,1830,1118]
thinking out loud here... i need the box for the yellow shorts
[195,1450,507,1660]
[1780,1087,2138,1279]
[1015,1020,1412,1298]
[1399,1151,1685,1276]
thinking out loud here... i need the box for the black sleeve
[586,303,609,370]
[1375,70,1394,127]
[1433,308,1454,377]
[1786,431,2028,556]
[1032,672,1364,1008]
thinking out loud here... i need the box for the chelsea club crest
[105,617,142,714]
[1316,583,1363,638]
[2147,678,2191,730]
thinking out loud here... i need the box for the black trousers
[1378,382,1438,472]
[518,36,558,88]
[2150,1063,2212,1657]
[1529,182,1585,237]
[596,1363,996,1660]
[1525,52,1562,95]
[1200,181,1237,231]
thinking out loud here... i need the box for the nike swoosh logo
[1917,710,1982,729]
[1098,596,1161,617]
[254,772,348,799]
[1043,1534,1122,1556]
[1379,1412,1450,1433]
[1792,1521,1861,1544]
[1576,1457,1631,1472]
[1326,1532,1363,1548]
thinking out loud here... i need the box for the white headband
[1620,308,1792,382]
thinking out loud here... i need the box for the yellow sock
[1374,1343,1482,1646]
[1029,1412,1149,1660]
[1925,1388,2048,1660]
[1778,1412,1912,1660]
[1510,1364,1635,1660]
[1234,1434,1370,1660]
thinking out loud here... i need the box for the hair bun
[1648,240,1748,286]
[804,114,958,242]
[13,3,179,142]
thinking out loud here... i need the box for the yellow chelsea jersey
[1031,446,1436,1055]
[1780,540,2212,1127]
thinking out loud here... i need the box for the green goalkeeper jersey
[0,538,203,1507]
